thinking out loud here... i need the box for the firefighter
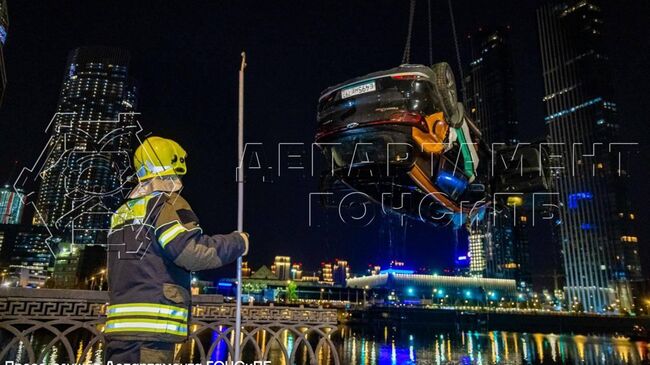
[105,136,249,362]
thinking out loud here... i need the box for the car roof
[319,64,435,101]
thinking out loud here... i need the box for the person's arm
[153,193,248,271]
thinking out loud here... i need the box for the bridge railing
[0,288,341,364]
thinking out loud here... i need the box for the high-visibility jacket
[106,191,246,342]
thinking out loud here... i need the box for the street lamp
[363,286,369,306]
[98,269,106,291]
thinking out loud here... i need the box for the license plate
[341,81,376,99]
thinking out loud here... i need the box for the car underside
[316,63,550,225]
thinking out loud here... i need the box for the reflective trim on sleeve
[158,222,188,247]
[156,221,202,248]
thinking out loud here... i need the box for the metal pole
[234,51,246,362]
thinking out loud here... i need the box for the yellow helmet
[133,136,187,181]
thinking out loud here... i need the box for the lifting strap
[427,0,433,65]
[402,0,417,64]
[447,0,466,102]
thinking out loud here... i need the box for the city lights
[0,1,646,364]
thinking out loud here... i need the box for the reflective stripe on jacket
[107,191,246,342]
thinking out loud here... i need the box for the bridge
[0,288,341,364]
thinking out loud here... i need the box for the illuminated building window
[507,196,523,207]
[544,97,602,122]
[568,192,593,209]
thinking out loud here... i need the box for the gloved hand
[239,231,250,256]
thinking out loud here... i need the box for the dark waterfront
[18,325,650,365]
[333,326,650,365]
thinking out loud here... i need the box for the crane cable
[401,0,417,64]
[447,0,467,102]
[405,0,465,102]
[427,0,433,65]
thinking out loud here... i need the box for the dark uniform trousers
[105,340,174,363]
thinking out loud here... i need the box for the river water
[332,326,650,365]
[12,326,650,365]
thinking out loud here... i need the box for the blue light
[568,192,593,209]
[0,25,6,45]
[581,223,594,230]
[545,97,602,122]
[465,290,472,298]
[452,213,466,229]
[217,282,233,287]
[380,268,415,275]
[435,171,468,199]
[407,287,415,295]
[457,255,468,261]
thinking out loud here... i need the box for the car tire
[431,62,459,121]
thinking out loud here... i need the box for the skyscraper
[464,27,531,289]
[33,47,138,245]
[0,0,8,106]
[538,0,641,312]
[468,228,488,277]
[486,204,532,291]
[465,27,519,147]
[0,183,24,224]
[0,224,55,287]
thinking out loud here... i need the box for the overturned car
[315,63,549,225]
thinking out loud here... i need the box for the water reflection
[337,327,650,365]
[4,326,650,364]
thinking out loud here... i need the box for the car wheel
[431,62,459,121]
[448,102,465,128]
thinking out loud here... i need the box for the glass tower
[0,0,8,106]
[0,184,24,224]
[464,27,531,290]
[538,0,641,312]
[33,47,138,245]
[465,27,519,146]
[0,224,55,287]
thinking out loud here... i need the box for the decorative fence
[0,288,341,364]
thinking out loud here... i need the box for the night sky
[1,1,648,287]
